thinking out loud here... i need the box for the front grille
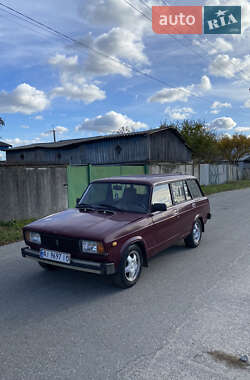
[41,234,80,253]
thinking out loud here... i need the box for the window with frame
[170,181,186,204]
[152,183,172,208]
[186,179,203,199]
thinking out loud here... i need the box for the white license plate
[40,249,71,264]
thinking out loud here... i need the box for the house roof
[0,141,12,149]
[7,127,192,152]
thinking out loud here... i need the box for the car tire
[185,219,202,248]
[112,244,142,288]
[38,261,56,270]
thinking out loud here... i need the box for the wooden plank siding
[6,128,192,164]
[150,129,191,162]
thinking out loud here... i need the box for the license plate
[40,249,71,264]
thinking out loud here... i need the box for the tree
[162,120,219,162]
[218,134,250,164]
[0,117,4,126]
[116,125,132,134]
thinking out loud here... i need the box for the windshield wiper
[95,203,123,212]
[77,203,97,210]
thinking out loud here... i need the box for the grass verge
[0,219,34,246]
[202,179,250,196]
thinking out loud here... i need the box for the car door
[150,182,180,253]
[170,180,194,238]
[186,178,207,221]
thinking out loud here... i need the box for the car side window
[186,179,203,199]
[170,181,186,204]
[152,183,172,208]
[183,181,192,201]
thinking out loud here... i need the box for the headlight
[80,240,104,254]
[25,231,41,245]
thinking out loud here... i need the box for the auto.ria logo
[204,6,241,34]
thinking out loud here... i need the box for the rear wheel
[185,219,202,248]
[112,244,142,288]
[38,261,56,270]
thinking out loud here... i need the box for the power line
[124,0,206,63]
[123,0,151,21]
[0,1,175,88]
[0,7,55,39]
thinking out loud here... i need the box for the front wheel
[112,244,142,288]
[185,219,202,248]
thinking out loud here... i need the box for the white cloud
[0,83,50,115]
[209,54,250,81]
[148,75,211,104]
[234,126,250,132]
[41,126,68,137]
[94,27,149,65]
[165,106,195,120]
[5,137,42,147]
[148,87,191,104]
[82,0,151,36]
[51,82,106,103]
[34,115,43,120]
[75,111,148,133]
[199,75,212,91]
[210,101,232,114]
[193,37,233,55]
[49,54,106,103]
[82,27,149,78]
[210,117,236,130]
[49,54,78,68]
[209,54,240,78]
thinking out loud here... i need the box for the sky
[0,0,250,160]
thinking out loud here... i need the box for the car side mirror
[151,203,167,212]
[76,198,80,207]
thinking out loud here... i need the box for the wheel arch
[120,237,148,267]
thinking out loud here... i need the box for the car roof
[92,174,197,186]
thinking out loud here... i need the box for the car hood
[25,208,145,242]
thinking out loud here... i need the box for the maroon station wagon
[22,175,211,288]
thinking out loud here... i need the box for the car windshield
[79,182,150,213]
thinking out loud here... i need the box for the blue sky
[0,0,250,160]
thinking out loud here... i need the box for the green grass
[202,180,250,196]
[0,219,34,246]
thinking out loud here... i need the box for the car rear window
[186,179,203,199]
[170,181,186,204]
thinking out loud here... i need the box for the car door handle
[192,203,197,208]
[173,209,179,215]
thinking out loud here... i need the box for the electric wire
[127,0,206,62]
[0,1,177,88]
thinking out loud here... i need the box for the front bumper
[21,247,116,275]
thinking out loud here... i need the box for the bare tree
[0,117,5,126]
[116,125,132,134]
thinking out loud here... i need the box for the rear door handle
[192,203,197,208]
[173,209,179,215]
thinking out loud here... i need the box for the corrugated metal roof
[8,127,191,152]
[0,141,12,147]
[0,141,12,150]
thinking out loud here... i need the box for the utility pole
[52,128,56,142]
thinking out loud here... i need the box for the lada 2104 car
[22,175,211,288]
